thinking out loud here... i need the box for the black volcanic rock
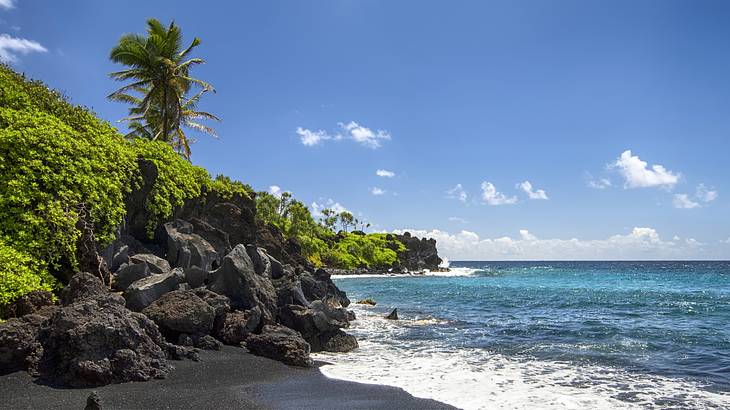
[207,245,278,323]
[393,232,443,271]
[245,325,312,367]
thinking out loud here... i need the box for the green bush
[0,66,138,273]
[0,239,57,308]
[323,233,404,269]
[131,139,210,236]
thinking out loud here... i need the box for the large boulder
[129,253,171,275]
[273,269,310,308]
[300,269,350,308]
[277,300,354,352]
[142,290,215,339]
[124,269,181,311]
[192,289,230,335]
[26,273,172,387]
[319,329,358,353]
[207,245,278,323]
[183,266,209,288]
[245,325,312,367]
[218,307,261,345]
[113,262,151,291]
[163,220,219,271]
[246,245,272,277]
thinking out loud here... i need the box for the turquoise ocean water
[314,261,730,409]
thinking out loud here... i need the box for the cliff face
[392,232,443,271]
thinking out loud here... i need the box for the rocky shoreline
[0,156,448,408]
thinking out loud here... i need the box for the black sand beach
[0,346,453,409]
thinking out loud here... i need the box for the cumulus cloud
[310,199,349,217]
[612,150,679,189]
[446,184,468,203]
[297,121,390,148]
[296,127,332,146]
[0,34,47,62]
[481,182,517,205]
[518,181,548,200]
[390,227,715,260]
[696,184,718,203]
[339,121,391,149]
[376,169,395,178]
[0,0,15,10]
[370,187,385,196]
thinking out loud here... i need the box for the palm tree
[108,19,219,160]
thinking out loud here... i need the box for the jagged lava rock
[113,262,151,291]
[163,219,219,271]
[207,245,278,323]
[142,290,215,338]
[218,307,261,345]
[245,325,312,367]
[129,253,171,275]
[124,269,181,311]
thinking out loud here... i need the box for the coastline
[0,346,453,409]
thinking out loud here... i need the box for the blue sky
[2,0,729,259]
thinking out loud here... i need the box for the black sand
[0,346,453,409]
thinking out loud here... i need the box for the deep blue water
[332,261,730,396]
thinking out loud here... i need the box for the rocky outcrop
[301,269,350,308]
[392,232,442,271]
[142,290,216,344]
[385,308,399,320]
[0,314,46,374]
[255,223,308,269]
[278,301,356,353]
[245,325,312,367]
[19,273,174,387]
[163,219,219,271]
[123,269,181,312]
[207,245,278,323]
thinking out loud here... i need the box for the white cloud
[0,33,46,63]
[296,127,332,146]
[673,184,718,209]
[588,177,612,189]
[297,121,390,148]
[0,0,15,10]
[673,194,700,209]
[481,182,517,205]
[448,216,467,223]
[446,184,468,203]
[370,187,385,196]
[517,181,548,200]
[376,169,395,178]
[390,227,718,260]
[612,150,679,189]
[339,121,391,149]
[310,199,349,217]
[696,184,718,203]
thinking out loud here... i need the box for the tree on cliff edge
[108,18,219,160]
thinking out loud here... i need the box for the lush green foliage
[0,66,138,275]
[0,65,238,308]
[207,175,253,201]
[323,233,405,269]
[255,190,403,269]
[109,18,219,160]
[131,138,209,235]
[0,239,57,308]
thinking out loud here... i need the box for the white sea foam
[331,267,479,280]
[314,305,730,410]
[423,267,479,277]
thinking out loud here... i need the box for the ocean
[313,261,730,409]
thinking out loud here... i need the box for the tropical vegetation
[108,18,219,160]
